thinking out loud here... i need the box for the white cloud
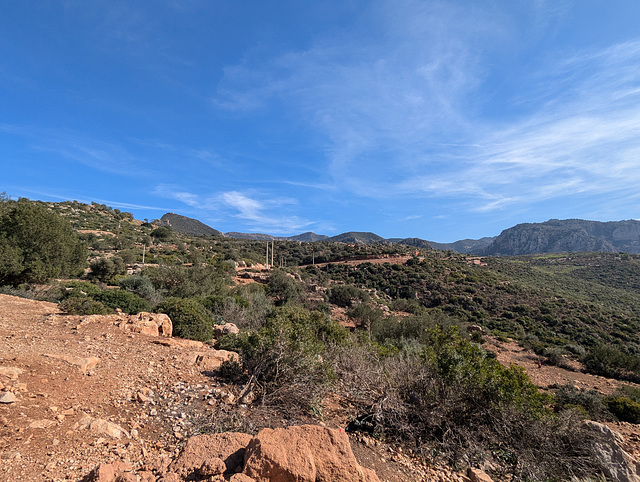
[154,185,314,234]
[213,3,640,217]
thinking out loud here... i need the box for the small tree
[89,256,126,283]
[267,269,301,305]
[0,199,87,284]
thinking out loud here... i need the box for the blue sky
[2,1,640,242]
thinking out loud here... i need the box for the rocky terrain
[0,294,465,482]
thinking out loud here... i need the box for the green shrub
[118,274,163,305]
[89,256,126,283]
[155,297,215,341]
[605,395,640,423]
[143,264,230,298]
[218,304,347,412]
[346,303,384,332]
[328,284,369,307]
[267,269,302,305]
[93,289,150,314]
[59,297,109,315]
[553,384,610,420]
[582,344,640,383]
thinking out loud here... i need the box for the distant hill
[428,237,495,254]
[288,232,329,242]
[154,213,221,236]
[224,232,277,240]
[479,219,640,255]
[224,231,329,242]
[387,237,432,249]
[328,232,388,244]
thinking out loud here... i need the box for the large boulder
[242,425,379,482]
[81,312,173,337]
[169,432,253,478]
[584,421,640,482]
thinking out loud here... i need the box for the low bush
[605,395,640,424]
[218,304,349,413]
[59,297,108,315]
[89,256,126,283]
[582,344,640,383]
[267,269,302,305]
[118,274,164,306]
[327,284,369,307]
[553,384,610,420]
[332,326,601,480]
[155,297,215,341]
[93,289,150,314]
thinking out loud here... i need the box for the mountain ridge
[155,212,640,255]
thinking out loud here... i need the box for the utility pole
[271,240,274,268]
[266,242,269,269]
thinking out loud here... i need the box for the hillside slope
[154,213,222,236]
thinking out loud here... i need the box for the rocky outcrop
[137,425,379,482]
[169,432,253,478]
[81,311,172,337]
[243,425,379,482]
[584,421,640,482]
[481,219,640,256]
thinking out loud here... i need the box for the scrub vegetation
[3,197,640,479]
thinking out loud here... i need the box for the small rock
[467,467,494,482]
[29,419,56,429]
[0,391,16,403]
[198,457,226,477]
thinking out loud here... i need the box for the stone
[152,338,205,349]
[81,312,172,337]
[198,457,227,477]
[158,473,181,482]
[214,323,240,337]
[118,312,173,337]
[467,467,494,482]
[43,354,101,373]
[230,474,257,482]
[75,413,130,439]
[28,419,55,429]
[170,432,253,478]
[242,425,379,482]
[0,366,24,379]
[138,471,156,482]
[86,461,135,482]
[0,391,16,404]
[196,350,240,372]
[583,421,640,482]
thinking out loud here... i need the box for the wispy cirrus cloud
[213,1,640,218]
